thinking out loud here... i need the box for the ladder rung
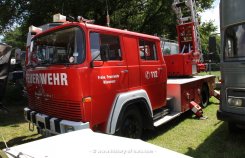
[175,1,186,8]
[180,16,191,22]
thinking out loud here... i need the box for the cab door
[89,32,128,128]
[138,39,167,110]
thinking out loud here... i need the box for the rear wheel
[201,84,210,107]
[116,107,143,139]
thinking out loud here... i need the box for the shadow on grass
[0,133,42,149]
[0,83,27,126]
[185,122,245,158]
[142,110,193,141]
[0,104,27,126]
[143,97,220,141]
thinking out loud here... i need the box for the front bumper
[217,109,245,125]
[24,107,89,134]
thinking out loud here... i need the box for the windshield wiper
[40,60,51,66]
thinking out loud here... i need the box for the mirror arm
[90,52,102,68]
[90,61,94,68]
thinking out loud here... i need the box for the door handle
[121,70,128,73]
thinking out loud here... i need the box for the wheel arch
[201,82,210,106]
[115,98,153,133]
[106,90,153,134]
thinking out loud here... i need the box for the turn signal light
[82,97,92,103]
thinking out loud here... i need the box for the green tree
[199,21,220,62]
[199,21,218,54]
[2,27,25,49]
[1,0,215,49]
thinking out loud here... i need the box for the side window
[139,39,157,60]
[90,32,122,61]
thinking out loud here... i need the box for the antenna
[62,2,64,15]
[106,0,110,27]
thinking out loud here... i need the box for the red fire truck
[24,2,215,138]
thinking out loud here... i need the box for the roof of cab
[34,22,160,41]
[84,23,160,40]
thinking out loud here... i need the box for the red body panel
[26,66,89,121]
[123,36,141,89]
[163,22,201,77]
[139,60,167,110]
[164,53,192,77]
[197,63,206,72]
[180,76,215,112]
[167,76,215,112]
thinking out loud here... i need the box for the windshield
[224,23,245,61]
[161,41,179,55]
[31,27,85,66]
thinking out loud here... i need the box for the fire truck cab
[24,14,168,138]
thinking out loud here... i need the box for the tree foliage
[199,21,220,62]
[1,0,215,49]
[199,21,218,53]
[2,27,26,49]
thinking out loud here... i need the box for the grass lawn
[0,84,42,149]
[198,71,221,82]
[1,76,245,158]
[145,97,245,158]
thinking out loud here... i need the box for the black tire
[228,122,240,133]
[116,107,143,139]
[201,84,210,107]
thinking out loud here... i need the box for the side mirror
[100,45,109,61]
[208,36,216,54]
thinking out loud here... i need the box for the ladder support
[172,0,202,57]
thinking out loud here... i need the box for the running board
[153,112,182,127]
[166,97,175,107]
[153,97,174,121]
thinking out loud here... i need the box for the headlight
[64,125,75,133]
[227,97,243,107]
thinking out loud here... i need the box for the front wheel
[116,107,143,139]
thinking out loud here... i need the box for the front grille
[28,94,82,121]
[227,88,245,98]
